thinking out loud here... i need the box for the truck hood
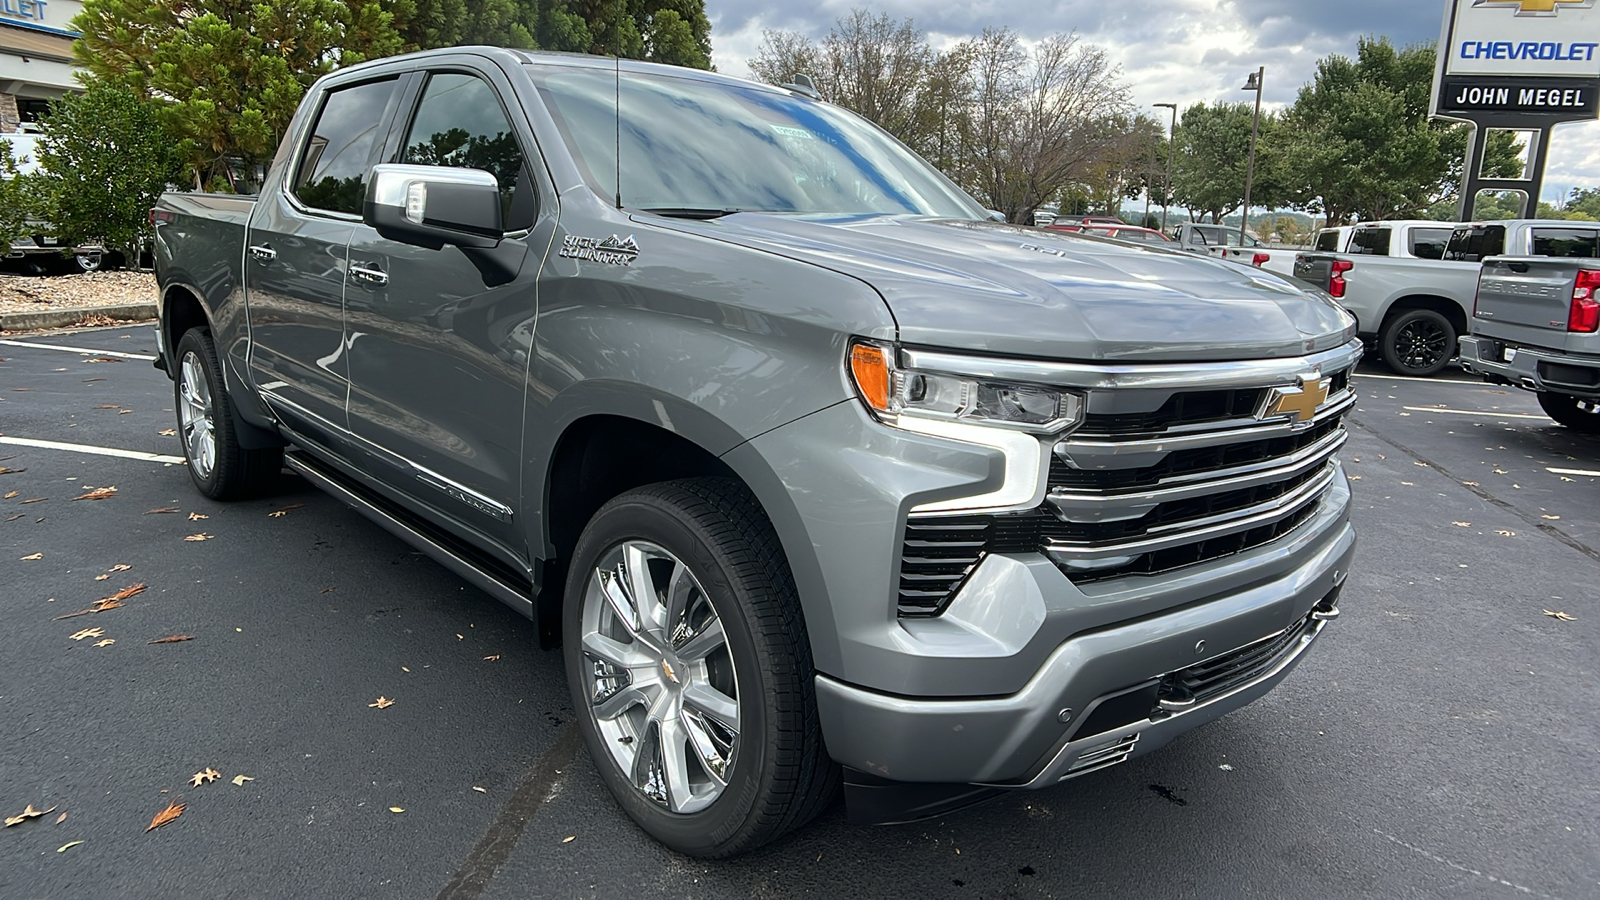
[660,214,1351,362]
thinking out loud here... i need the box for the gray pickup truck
[1460,254,1600,431]
[152,47,1359,856]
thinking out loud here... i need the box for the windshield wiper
[639,207,743,219]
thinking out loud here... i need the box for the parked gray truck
[1460,253,1600,431]
[152,48,1360,856]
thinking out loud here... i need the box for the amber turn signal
[849,343,893,413]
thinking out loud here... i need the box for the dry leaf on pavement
[184,533,211,542]
[267,503,304,518]
[1543,610,1576,621]
[0,467,24,475]
[145,507,180,514]
[483,655,500,661]
[145,800,184,833]
[21,497,46,504]
[55,811,67,824]
[188,512,208,521]
[4,804,54,827]
[472,786,487,793]
[369,696,395,709]
[188,768,221,787]
[104,583,147,602]
[56,598,125,620]
[562,835,575,843]
[93,404,121,409]
[109,564,131,572]
[1452,522,1470,527]
[20,552,42,560]
[1496,530,1516,537]
[389,807,404,813]
[3,491,16,499]
[68,628,105,641]
[158,429,177,436]
[57,841,83,853]
[231,775,253,786]
[94,574,108,581]
[148,635,194,644]
[93,639,115,647]
[73,486,118,501]
[85,357,122,363]
[1541,515,1561,520]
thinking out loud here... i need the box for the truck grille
[895,347,1358,617]
[1167,609,1318,704]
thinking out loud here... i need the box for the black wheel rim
[1393,319,1450,372]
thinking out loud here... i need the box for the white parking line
[1401,406,1550,420]
[0,338,157,361]
[0,435,183,465]
[1548,467,1600,478]
[1352,373,1485,386]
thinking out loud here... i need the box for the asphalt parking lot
[2,323,1596,900]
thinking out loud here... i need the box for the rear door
[247,75,404,443]
[343,60,554,557]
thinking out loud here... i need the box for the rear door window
[1408,227,1452,260]
[1445,226,1506,261]
[294,78,399,215]
[1350,228,1391,256]
[1530,228,1600,258]
[1314,229,1341,252]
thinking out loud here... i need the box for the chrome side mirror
[363,164,503,250]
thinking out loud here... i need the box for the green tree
[72,0,408,188]
[1170,102,1279,224]
[0,140,34,251]
[1276,38,1522,224]
[30,82,187,260]
[536,0,712,68]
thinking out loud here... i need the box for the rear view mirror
[364,164,503,250]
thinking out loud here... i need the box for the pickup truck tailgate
[1475,258,1599,352]
[1293,253,1331,289]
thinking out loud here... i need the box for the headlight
[849,341,1084,434]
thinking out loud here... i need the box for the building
[0,0,84,133]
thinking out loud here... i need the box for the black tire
[1537,391,1600,433]
[562,478,838,857]
[1379,308,1456,377]
[172,327,283,499]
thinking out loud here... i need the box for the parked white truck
[1293,220,1600,376]
[1170,222,1300,276]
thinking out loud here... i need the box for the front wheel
[563,479,837,857]
[1537,391,1600,433]
[1379,308,1456,377]
[173,328,283,499]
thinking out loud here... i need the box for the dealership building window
[0,0,85,134]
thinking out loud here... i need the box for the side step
[284,451,535,618]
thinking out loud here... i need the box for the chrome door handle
[248,244,276,262]
[350,264,388,286]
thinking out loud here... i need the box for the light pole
[1240,66,1264,248]
[1155,102,1177,232]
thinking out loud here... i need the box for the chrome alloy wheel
[177,350,217,479]
[581,541,740,815]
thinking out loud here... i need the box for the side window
[1408,228,1451,260]
[1351,228,1391,256]
[1445,226,1506,261]
[1531,228,1600,258]
[401,73,532,229]
[294,79,398,215]
[1314,230,1340,252]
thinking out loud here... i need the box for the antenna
[614,0,622,210]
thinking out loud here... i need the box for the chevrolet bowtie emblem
[1474,0,1594,16]
[1262,375,1329,426]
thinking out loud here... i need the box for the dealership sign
[1434,0,1600,118]
[0,0,83,37]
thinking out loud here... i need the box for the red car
[1051,223,1173,244]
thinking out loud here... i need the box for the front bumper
[1459,335,1600,399]
[815,510,1352,786]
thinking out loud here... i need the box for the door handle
[248,244,276,262]
[350,264,389,286]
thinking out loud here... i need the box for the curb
[0,303,157,333]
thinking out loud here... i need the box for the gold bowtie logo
[1264,376,1329,425]
[1474,0,1594,16]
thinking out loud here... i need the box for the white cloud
[706,0,1600,202]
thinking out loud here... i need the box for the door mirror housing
[364,164,503,250]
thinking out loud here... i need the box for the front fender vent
[897,518,990,617]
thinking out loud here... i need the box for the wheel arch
[159,278,284,449]
[1379,293,1469,338]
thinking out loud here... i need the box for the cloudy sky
[707,0,1600,204]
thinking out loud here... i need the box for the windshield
[527,66,987,219]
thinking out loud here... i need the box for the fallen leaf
[1452,522,1471,527]
[20,498,46,504]
[4,804,52,827]
[1462,481,1479,487]
[3,491,16,499]
[85,357,123,363]
[145,799,184,832]
[72,485,115,501]
[5,514,22,522]
[482,655,500,661]
[189,768,221,787]
[148,635,195,644]
[20,552,42,560]
[472,786,487,793]
[267,503,304,518]
[104,583,147,602]
[1400,481,1414,486]
[158,429,177,436]
[1541,515,1561,520]
[57,841,83,853]
[145,507,180,515]
[0,466,20,475]
[1496,530,1516,537]
[369,696,395,709]
[562,835,575,843]
[55,811,67,824]
[94,404,121,409]
[118,410,132,415]
[187,512,208,521]
[320,587,335,594]
[109,564,131,572]
[94,574,109,581]
[55,598,125,620]
[231,775,253,786]
[68,627,105,641]
[1543,610,1576,621]
[184,533,212,542]
[389,807,404,814]
[93,639,115,647]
